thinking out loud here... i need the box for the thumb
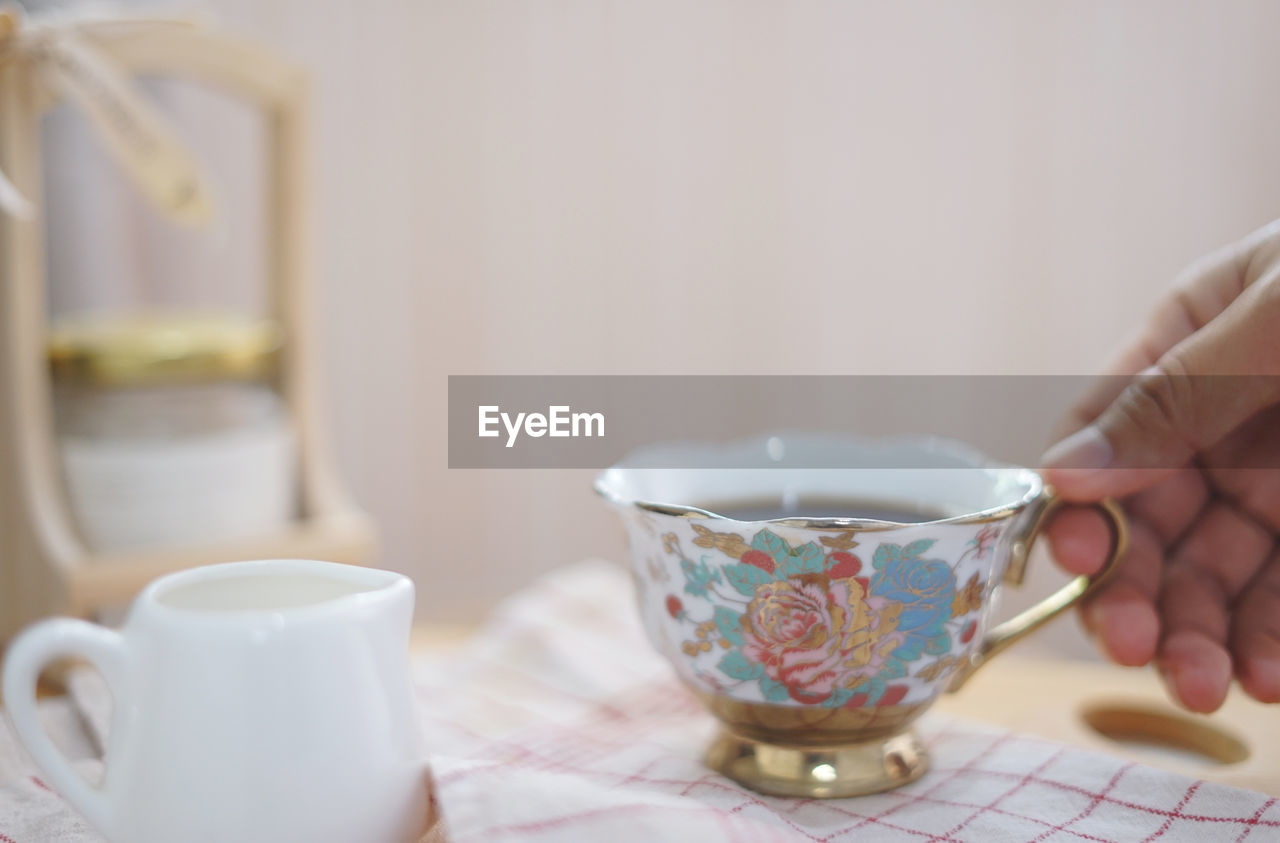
[1043,279,1280,501]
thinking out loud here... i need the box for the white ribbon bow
[0,4,214,226]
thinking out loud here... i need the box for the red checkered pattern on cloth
[2,560,1277,842]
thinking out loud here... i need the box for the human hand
[1041,219,1280,712]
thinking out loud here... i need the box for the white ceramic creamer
[3,559,429,843]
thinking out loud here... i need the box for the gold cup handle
[947,491,1128,692]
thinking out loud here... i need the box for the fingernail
[1092,606,1128,664]
[1042,425,1113,470]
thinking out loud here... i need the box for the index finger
[1051,232,1260,443]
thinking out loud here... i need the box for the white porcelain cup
[596,434,1128,798]
[2,560,429,843]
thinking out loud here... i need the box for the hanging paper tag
[29,28,214,226]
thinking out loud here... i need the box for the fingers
[1156,499,1273,711]
[1044,505,1112,576]
[1047,478,1280,711]
[1231,551,1280,703]
[1044,224,1280,503]
[1046,508,1163,666]
[1155,513,1235,714]
[1051,369,1146,446]
[1040,221,1280,707]
[1090,581,1161,668]
[1051,231,1259,442]
[1204,404,1280,533]
[1083,518,1162,667]
[1157,563,1232,714]
[1239,218,1280,285]
[1170,500,1274,596]
[1043,288,1280,501]
[1124,469,1208,548]
[1156,626,1233,714]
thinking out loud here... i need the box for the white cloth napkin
[3,560,1277,842]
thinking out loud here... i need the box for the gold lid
[48,312,283,386]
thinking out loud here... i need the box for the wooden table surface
[935,656,1279,797]
[411,625,1280,797]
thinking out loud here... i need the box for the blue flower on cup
[868,540,956,662]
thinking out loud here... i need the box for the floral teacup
[595,434,1125,798]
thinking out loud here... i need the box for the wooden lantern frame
[0,25,375,638]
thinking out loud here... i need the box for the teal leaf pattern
[879,657,907,680]
[758,675,790,702]
[822,687,857,708]
[902,539,937,558]
[750,529,790,569]
[780,541,825,577]
[718,650,762,680]
[713,606,745,646]
[680,557,721,598]
[721,562,774,596]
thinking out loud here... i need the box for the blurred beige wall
[182,1,1280,652]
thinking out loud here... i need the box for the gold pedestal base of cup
[705,729,928,798]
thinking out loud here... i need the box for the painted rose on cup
[740,573,895,704]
